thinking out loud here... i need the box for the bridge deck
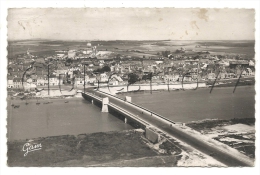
[82,92,150,128]
[82,90,254,167]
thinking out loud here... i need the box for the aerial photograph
[6,8,255,167]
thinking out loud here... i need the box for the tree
[194,55,200,60]
[161,50,171,57]
[116,54,121,59]
[102,65,111,72]
[94,68,102,73]
[73,70,79,75]
[66,58,72,64]
[94,65,111,73]
[128,73,139,84]
[142,73,153,81]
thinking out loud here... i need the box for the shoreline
[99,83,254,95]
[7,84,255,102]
[7,77,254,99]
[186,118,255,159]
[7,117,255,167]
[98,82,207,95]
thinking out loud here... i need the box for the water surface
[7,98,132,141]
[118,86,255,123]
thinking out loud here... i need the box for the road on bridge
[85,89,253,167]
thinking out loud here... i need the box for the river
[118,86,255,123]
[7,86,255,141]
[7,97,133,141]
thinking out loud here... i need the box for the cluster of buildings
[55,43,99,60]
[7,43,255,90]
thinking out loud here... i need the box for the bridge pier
[125,96,132,102]
[145,127,160,144]
[101,97,109,112]
[82,91,254,166]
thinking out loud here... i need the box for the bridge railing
[84,92,149,127]
[96,90,176,124]
[84,92,102,101]
[109,103,150,127]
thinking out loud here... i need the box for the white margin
[1,1,259,175]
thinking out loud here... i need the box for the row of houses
[7,72,125,89]
[7,75,64,89]
[8,64,255,89]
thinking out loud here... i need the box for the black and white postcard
[1,1,259,175]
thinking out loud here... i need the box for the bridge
[82,90,254,167]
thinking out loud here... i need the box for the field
[7,129,179,167]
[8,40,255,59]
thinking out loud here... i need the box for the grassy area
[7,129,178,167]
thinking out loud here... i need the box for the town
[7,41,255,93]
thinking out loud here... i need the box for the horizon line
[8,39,256,42]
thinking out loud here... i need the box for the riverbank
[207,76,255,88]
[8,76,254,98]
[186,118,255,159]
[7,129,178,167]
[9,89,82,100]
[7,117,254,167]
[98,77,254,95]
[8,128,226,167]
[99,82,207,95]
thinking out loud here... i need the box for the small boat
[77,90,82,93]
[45,97,52,104]
[25,102,29,105]
[36,98,41,105]
[117,88,124,91]
[14,105,20,108]
[20,96,26,100]
[10,98,14,106]
[64,101,69,103]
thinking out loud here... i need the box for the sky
[7,8,255,41]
